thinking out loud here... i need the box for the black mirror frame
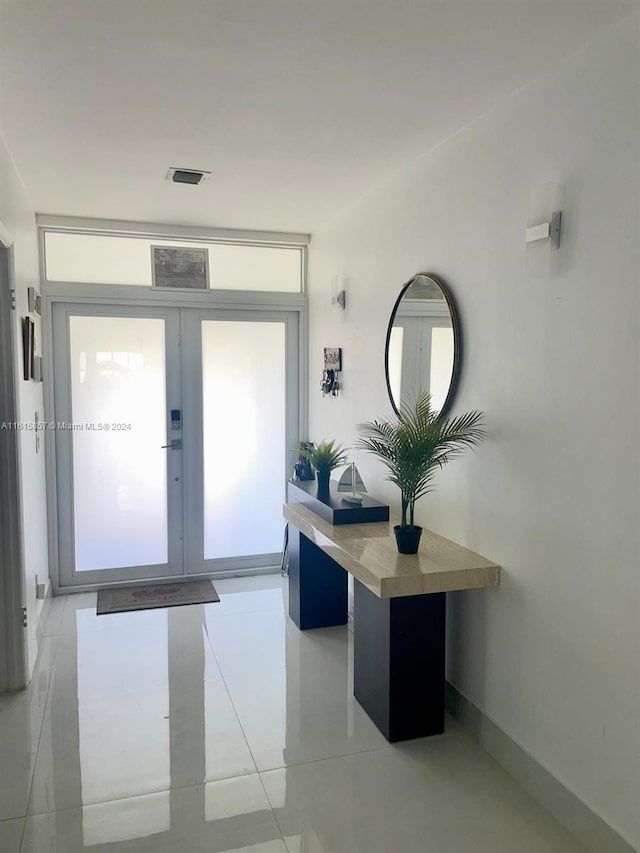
[384,271,462,420]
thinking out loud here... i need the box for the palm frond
[356,390,485,526]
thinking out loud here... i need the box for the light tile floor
[0,575,587,852]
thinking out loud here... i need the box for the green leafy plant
[356,391,485,529]
[301,439,348,478]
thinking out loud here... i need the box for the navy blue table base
[353,580,445,741]
[288,526,446,742]
[288,526,348,630]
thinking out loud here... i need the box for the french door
[52,303,299,589]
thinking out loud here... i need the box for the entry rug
[97,579,220,615]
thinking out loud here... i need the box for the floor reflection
[22,577,381,849]
[203,591,386,772]
[0,637,55,822]
[77,610,170,808]
[31,601,257,814]
[22,589,285,851]
[22,777,287,852]
[2,576,589,853]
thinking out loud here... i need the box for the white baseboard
[35,577,53,648]
[445,682,636,853]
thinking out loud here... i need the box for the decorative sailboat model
[337,462,367,505]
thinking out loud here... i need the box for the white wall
[0,129,49,680]
[308,14,640,849]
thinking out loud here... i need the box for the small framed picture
[151,246,210,290]
[323,347,342,371]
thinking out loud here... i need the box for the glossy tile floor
[0,575,587,852]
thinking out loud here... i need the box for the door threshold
[54,564,281,595]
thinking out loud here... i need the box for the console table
[284,488,500,742]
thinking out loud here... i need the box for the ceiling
[0,0,635,234]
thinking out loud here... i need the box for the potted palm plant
[301,439,348,496]
[356,391,485,554]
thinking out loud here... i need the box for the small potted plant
[356,391,485,554]
[302,439,348,496]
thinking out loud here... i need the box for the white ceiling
[0,0,635,234]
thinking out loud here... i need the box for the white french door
[52,303,298,589]
[181,309,297,576]
[389,314,453,413]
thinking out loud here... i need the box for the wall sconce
[331,274,346,310]
[331,289,346,310]
[526,210,562,249]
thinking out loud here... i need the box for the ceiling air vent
[166,167,212,185]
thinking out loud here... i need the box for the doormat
[97,579,220,615]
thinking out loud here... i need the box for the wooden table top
[283,502,501,599]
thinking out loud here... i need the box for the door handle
[161,439,183,450]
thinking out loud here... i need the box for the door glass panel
[202,321,286,559]
[430,326,454,413]
[76,608,170,824]
[69,316,168,570]
[387,325,404,409]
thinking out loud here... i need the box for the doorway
[51,303,299,590]
[0,240,27,688]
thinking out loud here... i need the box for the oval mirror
[384,272,460,418]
